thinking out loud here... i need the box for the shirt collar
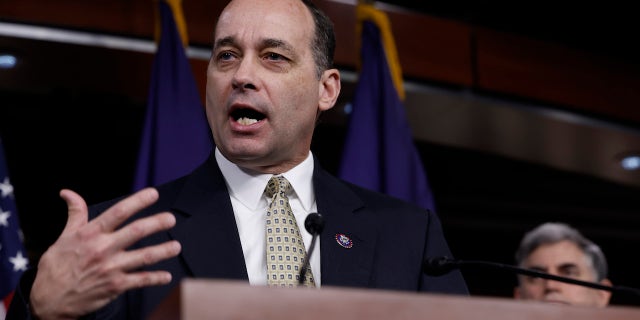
[215,148,315,211]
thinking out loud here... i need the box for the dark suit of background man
[8,0,468,318]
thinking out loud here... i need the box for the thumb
[59,189,89,232]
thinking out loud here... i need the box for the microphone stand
[298,213,324,286]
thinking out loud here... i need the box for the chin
[220,139,267,156]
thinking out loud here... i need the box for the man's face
[206,0,339,173]
[514,240,611,307]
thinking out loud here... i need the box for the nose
[232,57,258,91]
[543,278,564,292]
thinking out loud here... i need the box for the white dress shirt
[215,148,321,286]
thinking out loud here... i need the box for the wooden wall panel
[1,0,639,125]
[474,27,640,123]
[316,1,473,85]
[0,0,155,37]
[182,1,226,46]
[387,11,472,85]
[0,36,153,102]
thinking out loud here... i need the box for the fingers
[110,240,182,272]
[112,270,174,294]
[112,212,177,250]
[92,187,160,232]
[117,242,181,292]
[60,189,89,232]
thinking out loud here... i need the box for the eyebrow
[527,266,548,274]
[557,263,580,272]
[213,36,236,52]
[213,36,297,57]
[260,38,295,55]
[525,263,581,275]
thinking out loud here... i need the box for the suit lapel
[162,155,377,286]
[314,161,376,287]
[168,155,248,280]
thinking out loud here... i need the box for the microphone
[298,212,324,286]
[423,256,640,296]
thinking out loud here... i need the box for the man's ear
[318,68,341,112]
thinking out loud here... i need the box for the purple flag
[338,13,436,211]
[0,141,29,318]
[133,1,212,191]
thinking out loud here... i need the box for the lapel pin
[335,233,353,249]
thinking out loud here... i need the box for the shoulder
[347,180,428,213]
[314,165,433,223]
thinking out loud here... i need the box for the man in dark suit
[9,0,468,318]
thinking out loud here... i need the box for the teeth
[237,117,258,125]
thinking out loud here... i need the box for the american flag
[0,141,29,319]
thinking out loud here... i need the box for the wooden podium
[148,279,640,320]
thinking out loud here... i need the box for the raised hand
[30,188,182,320]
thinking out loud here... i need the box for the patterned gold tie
[265,175,315,287]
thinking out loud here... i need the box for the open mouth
[231,108,266,125]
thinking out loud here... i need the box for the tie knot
[265,175,292,198]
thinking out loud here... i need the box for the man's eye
[561,269,580,277]
[557,265,581,278]
[265,52,285,61]
[217,51,235,61]
[218,52,235,61]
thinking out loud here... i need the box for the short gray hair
[515,222,608,281]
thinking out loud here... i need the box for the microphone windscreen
[304,212,324,235]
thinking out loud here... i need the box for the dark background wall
[1,0,639,307]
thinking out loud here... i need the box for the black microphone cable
[423,256,640,296]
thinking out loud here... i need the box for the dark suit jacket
[9,154,467,319]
